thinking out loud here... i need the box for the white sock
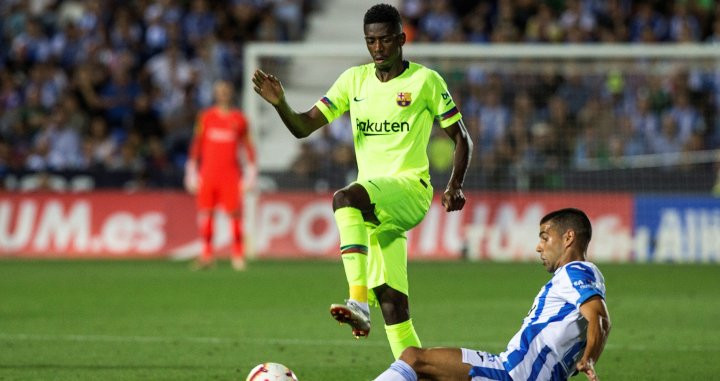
[373,360,417,381]
[348,299,370,315]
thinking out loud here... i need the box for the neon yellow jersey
[314,61,462,181]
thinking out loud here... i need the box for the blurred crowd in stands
[399,0,720,189]
[1,0,719,192]
[402,0,720,43]
[293,0,720,191]
[0,0,314,190]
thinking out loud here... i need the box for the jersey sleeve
[314,67,353,124]
[426,69,462,128]
[562,263,606,306]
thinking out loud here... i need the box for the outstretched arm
[252,69,327,138]
[242,131,258,192]
[441,119,473,212]
[577,296,611,381]
[184,118,203,194]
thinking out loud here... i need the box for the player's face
[364,22,405,71]
[536,222,565,273]
[214,82,233,105]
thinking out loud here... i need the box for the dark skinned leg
[332,183,371,210]
[332,183,380,224]
[374,283,410,325]
[401,347,472,381]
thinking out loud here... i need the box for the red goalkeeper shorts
[196,173,241,213]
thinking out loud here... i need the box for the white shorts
[461,348,513,381]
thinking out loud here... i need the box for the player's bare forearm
[252,69,326,138]
[441,120,472,211]
[578,296,611,379]
[272,102,327,139]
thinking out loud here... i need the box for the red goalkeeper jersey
[189,106,255,177]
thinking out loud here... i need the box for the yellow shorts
[353,175,433,304]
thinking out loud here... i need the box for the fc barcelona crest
[396,92,412,107]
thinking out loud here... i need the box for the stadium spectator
[476,89,510,155]
[574,122,609,169]
[130,93,163,140]
[373,208,610,381]
[183,0,215,46]
[706,18,720,43]
[100,66,141,136]
[143,43,194,119]
[51,21,88,70]
[417,0,458,42]
[630,2,669,42]
[629,93,661,141]
[184,80,257,271]
[10,17,52,65]
[462,4,490,43]
[287,140,324,189]
[666,91,705,145]
[559,0,596,40]
[615,115,647,157]
[107,130,145,173]
[524,3,563,42]
[556,65,592,115]
[83,116,116,169]
[669,1,701,42]
[648,113,685,167]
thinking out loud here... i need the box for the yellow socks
[334,207,369,303]
[385,319,421,359]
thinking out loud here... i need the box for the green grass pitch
[1,260,719,380]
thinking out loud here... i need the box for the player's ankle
[348,299,370,315]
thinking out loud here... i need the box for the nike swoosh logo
[353,97,365,102]
[367,180,381,190]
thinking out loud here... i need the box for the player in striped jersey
[374,208,611,381]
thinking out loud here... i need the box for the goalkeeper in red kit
[184,80,257,271]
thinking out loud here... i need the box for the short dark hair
[540,208,592,250]
[364,3,402,28]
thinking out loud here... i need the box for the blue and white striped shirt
[499,261,606,381]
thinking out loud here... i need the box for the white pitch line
[0,333,714,353]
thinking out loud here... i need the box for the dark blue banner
[634,196,720,263]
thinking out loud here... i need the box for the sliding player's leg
[374,347,476,381]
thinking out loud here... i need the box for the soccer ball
[246,362,298,381]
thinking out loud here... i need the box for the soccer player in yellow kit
[252,3,472,359]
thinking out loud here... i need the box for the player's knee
[400,347,432,374]
[332,189,353,210]
[399,347,424,369]
[332,185,370,211]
